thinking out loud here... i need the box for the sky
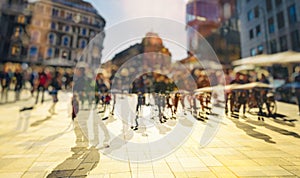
[86,0,189,60]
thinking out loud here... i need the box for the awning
[232,51,300,66]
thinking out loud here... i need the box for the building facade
[111,32,171,68]
[186,0,240,65]
[0,0,106,67]
[0,0,31,63]
[238,0,300,58]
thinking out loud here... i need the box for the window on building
[275,0,282,7]
[270,40,277,53]
[51,22,56,30]
[256,25,261,37]
[64,25,70,33]
[62,36,70,47]
[288,4,297,24]
[11,44,21,56]
[250,48,256,56]
[90,31,95,37]
[277,11,285,29]
[266,0,272,12]
[247,10,254,21]
[58,24,63,31]
[55,48,60,57]
[17,15,25,24]
[79,39,87,49]
[268,17,275,33]
[249,29,254,39]
[81,28,87,36]
[61,50,69,59]
[60,10,65,18]
[52,8,59,17]
[48,33,56,45]
[14,27,22,37]
[254,6,259,18]
[29,46,38,57]
[291,30,300,50]
[82,16,89,23]
[279,35,288,52]
[66,12,72,20]
[46,48,54,58]
[257,45,264,54]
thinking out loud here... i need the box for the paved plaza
[0,92,300,177]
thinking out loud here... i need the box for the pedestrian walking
[1,69,13,103]
[48,72,61,114]
[14,69,23,101]
[35,68,49,104]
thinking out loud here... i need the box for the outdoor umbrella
[233,64,255,73]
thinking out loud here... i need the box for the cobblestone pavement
[0,92,300,177]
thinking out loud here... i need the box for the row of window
[34,3,103,27]
[50,22,93,36]
[28,46,70,59]
[250,30,300,56]
[247,4,297,27]
[249,25,261,39]
[31,20,94,36]
[250,45,264,56]
[10,44,71,60]
[30,31,87,49]
[266,0,283,12]
[248,4,297,40]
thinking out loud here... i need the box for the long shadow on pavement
[247,111,297,127]
[30,115,52,127]
[271,113,297,127]
[246,119,300,139]
[46,121,100,178]
[228,116,276,144]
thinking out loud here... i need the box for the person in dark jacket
[14,69,23,101]
[1,69,13,103]
[48,72,61,114]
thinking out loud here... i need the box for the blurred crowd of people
[0,66,73,107]
[1,62,300,123]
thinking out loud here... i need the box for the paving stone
[1,92,300,177]
[54,159,82,171]
[71,162,96,177]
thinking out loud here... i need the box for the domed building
[111,32,172,69]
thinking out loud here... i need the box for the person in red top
[35,68,49,104]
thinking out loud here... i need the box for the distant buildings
[238,0,300,58]
[0,0,106,67]
[111,32,171,69]
[186,0,240,65]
